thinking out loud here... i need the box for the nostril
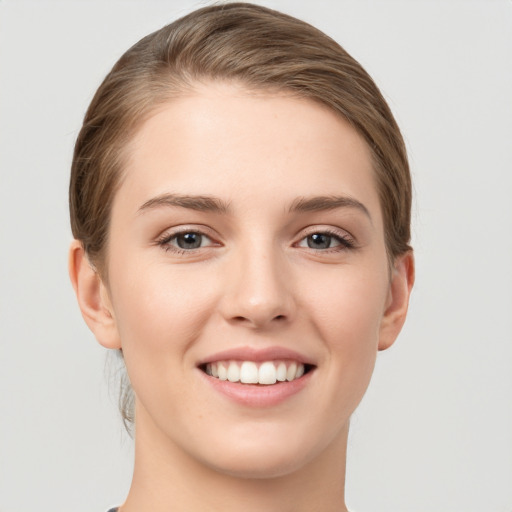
[230,314,286,326]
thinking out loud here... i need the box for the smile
[202,360,309,385]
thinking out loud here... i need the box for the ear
[68,240,121,349]
[378,251,415,351]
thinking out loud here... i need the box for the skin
[69,82,414,512]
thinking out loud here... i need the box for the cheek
[107,262,222,419]
[301,263,389,393]
[304,263,389,342]
[108,261,219,361]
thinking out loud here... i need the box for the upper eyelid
[156,224,218,240]
[296,225,355,240]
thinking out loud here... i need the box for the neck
[120,407,349,512]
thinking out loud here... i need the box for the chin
[194,422,340,480]
[203,446,312,480]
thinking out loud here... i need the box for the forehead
[118,82,381,221]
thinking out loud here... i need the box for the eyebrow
[138,192,371,221]
[138,193,231,214]
[289,195,372,220]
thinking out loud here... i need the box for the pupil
[308,233,330,249]
[177,232,201,249]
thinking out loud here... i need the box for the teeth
[227,361,240,382]
[259,361,277,385]
[205,360,306,385]
[276,362,287,382]
[286,362,297,382]
[218,362,228,381]
[240,361,259,384]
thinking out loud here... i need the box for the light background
[0,1,511,511]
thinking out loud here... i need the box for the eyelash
[156,228,217,255]
[155,227,356,255]
[297,228,356,252]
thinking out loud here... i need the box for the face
[101,83,400,477]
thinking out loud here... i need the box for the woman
[68,3,414,511]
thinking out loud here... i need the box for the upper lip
[197,346,315,366]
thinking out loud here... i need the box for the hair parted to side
[70,2,412,431]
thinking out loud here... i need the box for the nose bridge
[221,237,294,328]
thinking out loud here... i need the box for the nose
[218,243,296,329]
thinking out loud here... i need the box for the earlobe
[68,240,121,349]
[378,251,415,351]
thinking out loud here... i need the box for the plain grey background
[1,1,511,511]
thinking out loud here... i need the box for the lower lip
[199,369,313,407]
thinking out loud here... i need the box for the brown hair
[70,2,412,429]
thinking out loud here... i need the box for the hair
[70,2,412,431]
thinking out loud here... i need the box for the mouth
[199,360,314,385]
[197,347,316,406]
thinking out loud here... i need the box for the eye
[296,230,355,251]
[304,233,338,249]
[173,232,208,249]
[157,230,216,252]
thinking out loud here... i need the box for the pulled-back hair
[70,2,412,430]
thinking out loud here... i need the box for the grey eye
[305,233,340,249]
[175,232,205,249]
